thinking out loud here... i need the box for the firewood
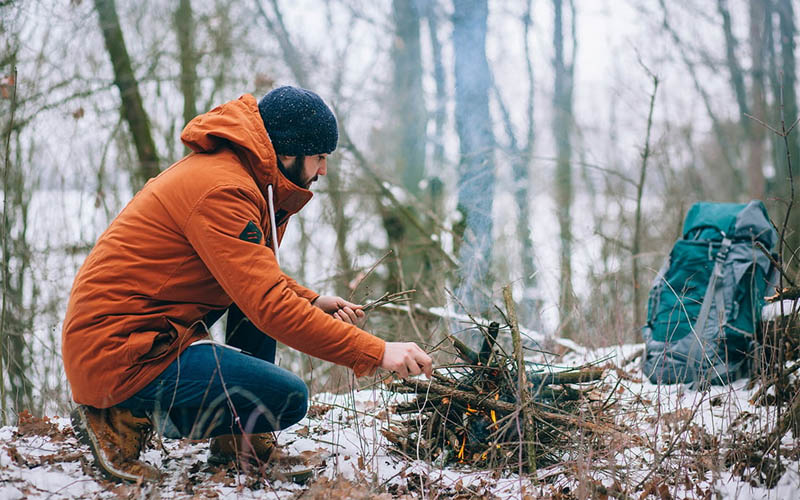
[385,295,614,472]
[527,367,605,386]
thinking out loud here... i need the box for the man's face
[279,154,328,189]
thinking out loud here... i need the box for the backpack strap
[694,237,732,336]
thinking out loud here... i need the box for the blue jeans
[117,305,308,438]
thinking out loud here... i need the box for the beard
[277,155,312,189]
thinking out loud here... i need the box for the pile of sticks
[759,284,800,359]
[383,288,610,472]
[751,295,800,406]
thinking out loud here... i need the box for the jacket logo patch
[239,221,263,244]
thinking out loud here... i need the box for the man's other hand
[312,295,365,325]
[380,342,433,379]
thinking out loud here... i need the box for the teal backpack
[642,200,778,385]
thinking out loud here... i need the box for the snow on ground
[1,344,798,499]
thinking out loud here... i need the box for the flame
[490,394,498,425]
[457,435,466,461]
[466,404,478,414]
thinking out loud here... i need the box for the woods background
[0,0,797,425]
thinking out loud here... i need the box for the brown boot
[208,433,276,466]
[71,405,161,483]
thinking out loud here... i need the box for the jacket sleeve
[183,185,385,376]
[282,275,319,304]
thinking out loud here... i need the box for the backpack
[642,200,778,385]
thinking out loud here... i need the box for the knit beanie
[258,86,338,156]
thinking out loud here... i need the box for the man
[62,86,432,482]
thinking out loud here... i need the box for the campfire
[383,288,612,473]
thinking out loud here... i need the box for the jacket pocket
[125,319,179,365]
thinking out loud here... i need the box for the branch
[362,289,416,313]
[716,0,751,132]
[658,0,741,182]
[254,0,309,87]
[375,301,584,354]
[504,285,537,476]
[338,128,459,269]
[756,241,796,287]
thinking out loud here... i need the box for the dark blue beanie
[258,86,338,156]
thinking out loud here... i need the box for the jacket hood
[181,94,312,213]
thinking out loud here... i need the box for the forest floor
[1,342,799,499]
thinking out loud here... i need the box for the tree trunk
[748,0,766,200]
[633,74,658,337]
[426,1,447,176]
[765,0,783,198]
[94,0,159,190]
[717,0,751,133]
[392,0,426,196]
[175,0,198,128]
[552,0,576,337]
[452,0,495,316]
[326,155,355,296]
[425,3,447,221]
[383,0,433,291]
[2,122,35,417]
[516,0,539,328]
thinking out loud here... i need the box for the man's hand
[380,342,433,379]
[312,295,365,325]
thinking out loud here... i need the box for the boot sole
[71,406,156,483]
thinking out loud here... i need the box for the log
[527,367,605,387]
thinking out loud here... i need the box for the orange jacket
[62,94,386,408]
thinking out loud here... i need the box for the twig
[444,287,493,350]
[745,112,784,136]
[592,483,637,500]
[749,362,800,405]
[759,390,800,456]
[347,250,393,301]
[362,289,416,312]
[777,81,796,291]
[756,241,796,287]
[338,129,459,268]
[635,393,705,491]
